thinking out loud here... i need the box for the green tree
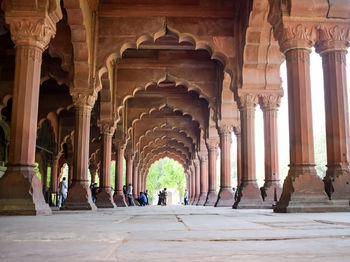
[147,157,185,203]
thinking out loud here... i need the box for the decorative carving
[71,93,97,110]
[233,126,241,136]
[238,93,259,109]
[8,18,56,50]
[259,94,281,111]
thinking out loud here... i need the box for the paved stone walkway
[1,206,350,261]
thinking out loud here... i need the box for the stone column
[138,169,142,196]
[0,11,59,215]
[62,94,97,210]
[132,160,139,200]
[316,29,350,202]
[190,166,195,204]
[113,142,127,206]
[197,151,209,205]
[260,94,282,205]
[51,158,59,194]
[234,127,242,187]
[205,140,219,206]
[192,159,200,205]
[273,23,342,212]
[233,94,263,209]
[125,153,134,206]
[215,124,234,207]
[67,162,73,188]
[95,124,115,208]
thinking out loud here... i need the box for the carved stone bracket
[206,138,219,152]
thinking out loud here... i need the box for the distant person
[323,176,334,200]
[137,192,147,206]
[123,185,127,197]
[144,190,149,205]
[184,189,189,205]
[58,177,67,208]
[90,183,97,203]
[232,187,236,198]
[127,183,133,206]
[260,186,267,201]
[157,191,163,205]
[162,188,168,206]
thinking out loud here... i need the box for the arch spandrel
[140,139,191,161]
[139,130,194,155]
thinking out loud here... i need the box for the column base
[233,181,269,209]
[191,196,199,205]
[215,187,234,207]
[324,166,350,200]
[95,189,116,208]
[264,181,282,206]
[0,165,52,216]
[61,181,96,210]
[204,191,217,206]
[113,193,127,207]
[196,193,208,206]
[274,165,350,213]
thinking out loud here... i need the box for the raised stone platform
[1,206,350,261]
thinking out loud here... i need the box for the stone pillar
[67,162,73,188]
[260,94,282,204]
[113,142,127,206]
[190,167,195,204]
[125,154,134,206]
[0,10,60,215]
[273,23,344,212]
[95,125,115,208]
[233,94,263,209]
[205,140,219,206]
[197,151,209,205]
[62,94,97,210]
[215,124,234,207]
[138,170,142,196]
[316,29,350,202]
[192,159,200,205]
[132,160,139,200]
[234,128,242,187]
[51,158,59,194]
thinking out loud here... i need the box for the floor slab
[0,206,350,261]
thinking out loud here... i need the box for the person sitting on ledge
[137,191,147,206]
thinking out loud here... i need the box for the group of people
[123,184,149,206]
[157,188,168,205]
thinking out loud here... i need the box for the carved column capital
[237,93,259,110]
[71,92,97,110]
[98,122,116,136]
[6,16,57,50]
[198,151,208,162]
[315,24,350,54]
[193,159,200,168]
[274,22,317,53]
[259,94,282,111]
[233,126,241,136]
[206,139,219,152]
[218,124,233,137]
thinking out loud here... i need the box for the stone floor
[1,206,350,261]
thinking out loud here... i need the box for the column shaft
[215,125,234,207]
[113,143,127,206]
[96,131,115,208]
[205,144,218,206]
[197,152,208,205]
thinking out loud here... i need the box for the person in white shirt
[184,189,189,205]
[127,184,133,206]
[58,177,68,208]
